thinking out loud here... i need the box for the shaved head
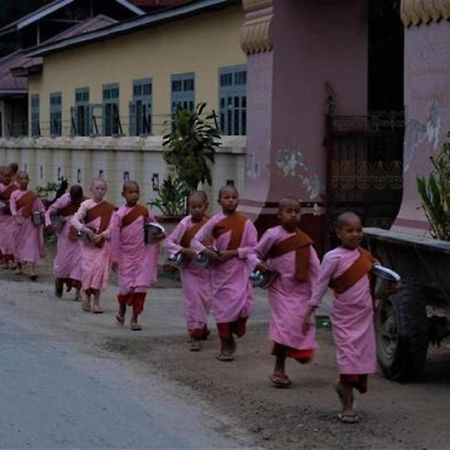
[188,190,208,203]
[218,184,238,199]
[122,180,139,194]
[336,211,361,229]
[278,196,300,211]
[9,162,18,174]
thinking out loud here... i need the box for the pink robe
[309,246,377,375]
[10,189,45,264]
[250,226,320,352]
[45,193,82,283]
[164,215,212,335]
[110,205,159,295]
[71,199,113,292]
[0,182,18,259]
[191,212,257,325]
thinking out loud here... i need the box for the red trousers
[272,342,314,364]
[340,374,368,394]
[216,317,248,340]
[117,292,146,315]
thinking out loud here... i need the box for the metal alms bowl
[50,213,66,232]
[167,251,187,268]
[250,269,279,289]
[196,248,219,268]
[144,222,165,244]
[372,264,401,298]
[31,211,44,227]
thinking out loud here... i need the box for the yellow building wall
[28,5,245,137]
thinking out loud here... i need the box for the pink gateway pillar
[240,0,367,253]
[393,2,450,234]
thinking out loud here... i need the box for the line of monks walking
[0,161,380,424]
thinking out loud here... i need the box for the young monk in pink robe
[164,191,212,351]
[0,166,19,268]
[110,181,161,331]
[71,178,116,313]
[191,185,257,361]
[249,197,321,387]
[45,185,84,301]
[10,171,45,279]
[303,212,378,424]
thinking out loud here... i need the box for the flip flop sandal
[269,374,292,388]
[335,383,356,411]
[190,341,202,352]
[91,306,104,314]
[115,313,125,327]
[216,352,234,362]
[81,301,91,312]
[29,275,38,281]
[130,323,142,331]
[337,413,360,424]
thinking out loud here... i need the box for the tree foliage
[417,132,450,240]
[162,103,221,191]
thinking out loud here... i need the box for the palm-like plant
[163,103,221,191]
[417,132,450,240]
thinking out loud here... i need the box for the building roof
[1,15,117,94]
[0,52,28,95]
[27,0,238,58]
[131,0,194,11]
[0,0,144,36]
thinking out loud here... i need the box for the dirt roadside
[1,246,450,450]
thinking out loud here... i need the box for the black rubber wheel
[376,281,428,381]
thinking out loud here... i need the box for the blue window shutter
[218,65,247,136]
[171,73,195,115]
[131,78,152,136]
[49,92,62,136]
[31,94,40,136]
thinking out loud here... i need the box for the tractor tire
[376,280,428,381]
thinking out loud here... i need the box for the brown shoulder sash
[85,201,116,233]
[59,197,85,217]
[16,191,38,218]
[329,248,376,294]
[121,205,149,228]
[267,230,314,282]
[0,183,18,201]
[180,216,209,248]
[212,212,247,250]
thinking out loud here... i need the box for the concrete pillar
[393,0,450,234]
[240,0,368,252]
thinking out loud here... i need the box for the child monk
[303,212,377,424]
[110,181,161,330]
[10,171,45,280]
[9,162,19,182]
[164,191,212,351]
[249,197,321,387]
[71,178,116,313]
[45,185,84,301]
[191,185,257,361]
[0,166,18,268]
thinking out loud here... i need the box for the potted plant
[162,102,221,191]
[417,131,450,240]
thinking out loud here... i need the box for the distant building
[23,0,245,138]
[0,0,145,138]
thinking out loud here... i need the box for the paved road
[0,303,247,450]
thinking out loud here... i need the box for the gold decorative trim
[240,0,273,54]
[401,0,450,26]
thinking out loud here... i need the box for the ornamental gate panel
[325,112,404,249]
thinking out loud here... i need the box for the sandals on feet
[190,341,201,352]
[216,352,234,362]
[337,413,360,424]
[115,313,125,327]
[91,305,104,314]
[81,300,91,312]
[269,374,292,388]
[130,323,142,331]
[29,274,38,281]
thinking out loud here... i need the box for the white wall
[0,135,246,214]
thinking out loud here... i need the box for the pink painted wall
[268,0,367,203]
[393,21,450,233]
